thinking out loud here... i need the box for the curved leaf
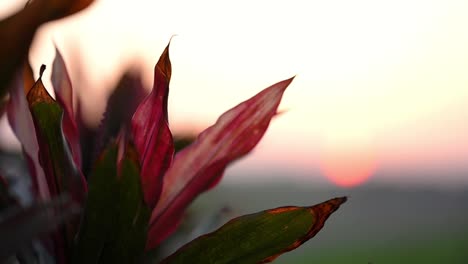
[37,0,95,20]
[7,63,50,201]
[131,43,174,208]
[52,47,81,168]
[160,197,346,264]
[27,65,86,204]
[0,0,94,99]
[146,77,294,249]
[27,65,87,263]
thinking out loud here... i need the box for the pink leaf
[7,64,50,201]
[131,44,174,208]
[52,47,82,168]
[146,77,294,249]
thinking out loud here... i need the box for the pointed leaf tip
[39,64,46,78]
[7,64,50,201]
[52,47,73,110]
[131,41,174,208]
[52,47,82,167]
[26,63,87,206]
[146,77,294,248]
[161,197,346,264]
[156,42,172,83]
[284,75,295,85]
[27,66,55,108]
[312,196,347,214]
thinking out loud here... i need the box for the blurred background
[1,0,468,263]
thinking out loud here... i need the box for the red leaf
[7,64,50,201]
[146,77,294,249]
[131,44,174,208]
[52,47,82,168]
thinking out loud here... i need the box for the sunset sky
[1,0,468,187]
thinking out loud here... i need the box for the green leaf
[27,65,86,263]
[73,139,150,264]
[27,65,86,204]
[160,197,346,264]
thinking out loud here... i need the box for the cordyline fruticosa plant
[0,1,346,263]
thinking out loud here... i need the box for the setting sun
[319,146,376,188]
[1,0,468,186]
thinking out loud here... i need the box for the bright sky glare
[1,0,468,186]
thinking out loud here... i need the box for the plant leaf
[7,63,50,201]
[52,47,81,168]
[131,43,174,208]
[0,0,94,99]
[173,134,197,153]
[27,65,86,204]
[0,196,80,262]
[146,77,294,249]
[95,72,147,160]
[160,197,346,264]
[0,174,17,211]
[27,65,87,263]
[73,139,150,264]
[37,0,95,20]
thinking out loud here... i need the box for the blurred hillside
[161,177,468,264]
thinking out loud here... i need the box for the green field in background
[160,180,468,264]
[282,233,468,264]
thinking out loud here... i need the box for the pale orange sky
[1,0,468,186]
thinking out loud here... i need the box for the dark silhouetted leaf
[38,0,95,20]
[0,0,94,99]
[161,197,346,264]
[0,174,17,211]
[95,72,147,160]
[52,47,81,168]
[173,134,196,153]
[131,43,174,208]
[73,138,150,264]
[146,77,294,249]
[0,196,80,262]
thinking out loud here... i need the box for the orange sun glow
[317,130,377,188]
[319,147,376,187]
